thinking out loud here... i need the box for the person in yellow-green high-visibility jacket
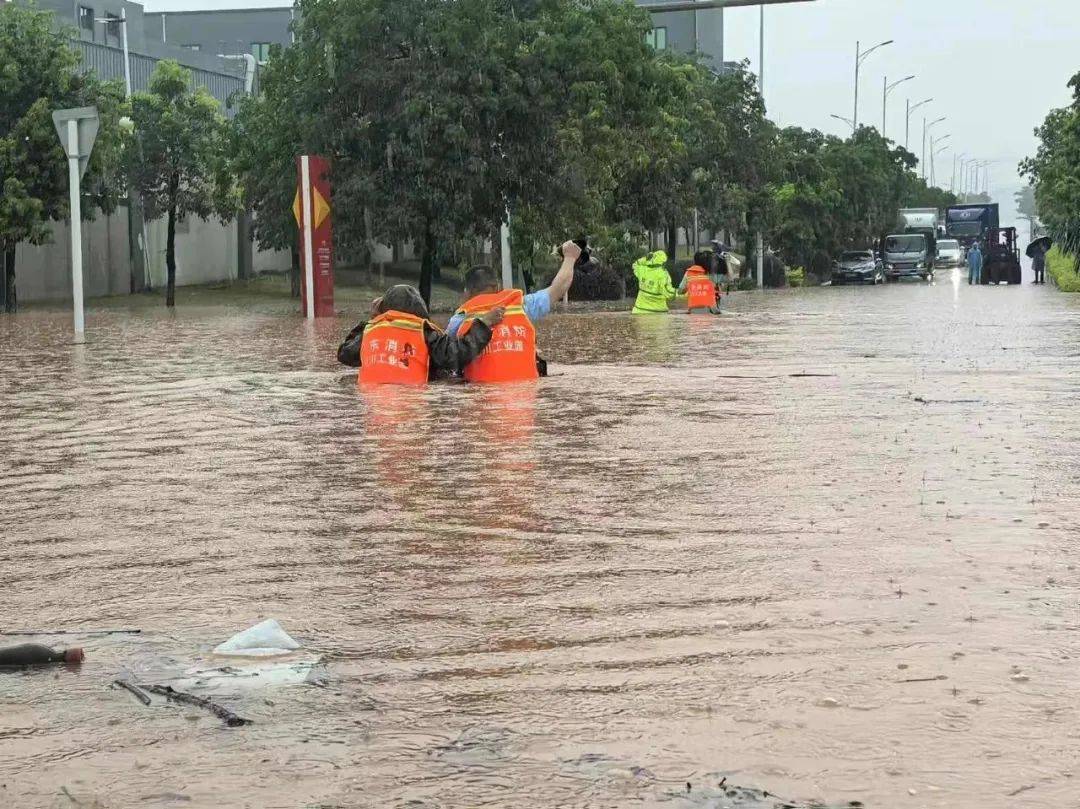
[632,250,678,314]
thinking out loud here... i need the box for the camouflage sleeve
[424,320,494,374]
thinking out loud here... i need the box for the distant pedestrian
[1032,246,1047,284]
[967,242,984,285]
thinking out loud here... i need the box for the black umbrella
[1026,236,1053,258]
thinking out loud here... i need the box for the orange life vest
[358,310,430,385]
[685,265,717,311]
[456,289,539,383]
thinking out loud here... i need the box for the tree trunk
[128,192,147,295]
[419,222,436,308]
[166,203,177,308]
[665,221,677,266]
[3,242,16,314]
[363,206,375,287]
[290,235,301,298]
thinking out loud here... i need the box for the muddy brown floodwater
[2,268,1080,809]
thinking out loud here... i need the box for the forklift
[981,227,1023,285]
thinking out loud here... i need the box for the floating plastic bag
[213,619,300,658]
[174,659,325,692]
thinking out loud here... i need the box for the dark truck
[945,203,999,250]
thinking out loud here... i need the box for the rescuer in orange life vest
[337,285,504,385]
[445,240,583,382]
[677,250,723,314]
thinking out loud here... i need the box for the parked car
[935,239,964,269]
[832,250,884,285]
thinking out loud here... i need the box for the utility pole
[921,117,926,177]
[97,9,147,293]
[759,4,765,97]
[929,133,950,186]
[853,41,859,133]
[757,4,764,288]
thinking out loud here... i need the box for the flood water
[2,268,1080,808]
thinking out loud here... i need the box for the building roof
[141,1,292,11]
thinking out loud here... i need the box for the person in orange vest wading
[447,240,583,382]
[456,288,539,383]
[337,285,504,385]
[678,250,723,314]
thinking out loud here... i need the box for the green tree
[290,0,544,304]
[231,44,309,297]
[1014,185,1039,242]
[126,60,237,307]
[694,65,777,263]
[766,125,954,277]
[1021,74,1080,261]
[509,0,680,276]
[0,3,126,312]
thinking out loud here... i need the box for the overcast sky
[725,0,1079,227]
[143,0,1078,227]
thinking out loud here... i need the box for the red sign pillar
[294,155,335,318]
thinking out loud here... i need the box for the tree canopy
[0,2,126,310]
[126,60,237,306]
[1022,72,1080,261]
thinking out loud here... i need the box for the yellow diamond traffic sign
[292,186,331,230]
[311,186,330,230]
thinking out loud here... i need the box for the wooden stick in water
[1,629,142,637]
[113,680,152,706]
[141,684,252,727]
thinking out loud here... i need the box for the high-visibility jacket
[358,310,430,385]
[684,265,718,311]
[456,289,538,383]
[632,251,677,313]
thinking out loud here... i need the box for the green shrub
[736,277,757,291]
[569,261,625,301]
[786,266,806,287]
[1046,246,1080,292]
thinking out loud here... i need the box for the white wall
[16,209,245,303]
[16,209,131,302]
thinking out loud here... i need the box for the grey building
[640,2,726,68]
[13,0,251,108]
[144,6,294,64]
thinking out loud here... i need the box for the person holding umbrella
[1027,236,1053,285]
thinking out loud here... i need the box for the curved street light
[929,134,951,185]
[905,97,932,149]
[883,74,915,136]
[853,39,893,132]
[922,115,946,178]
[830,113,856,130]
[951,152,967,192]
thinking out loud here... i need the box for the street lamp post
[930,134,950,185]
[957,157,974,197]
[96,9,132,98]
[853,38,893,133]
[96,9,147,294]
[830,113,856,130]
[922,115,946,179]
[952,153,966,192]
[905,97,932,150]
[882,74,914,137]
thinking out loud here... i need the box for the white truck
[883,208,940,282]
